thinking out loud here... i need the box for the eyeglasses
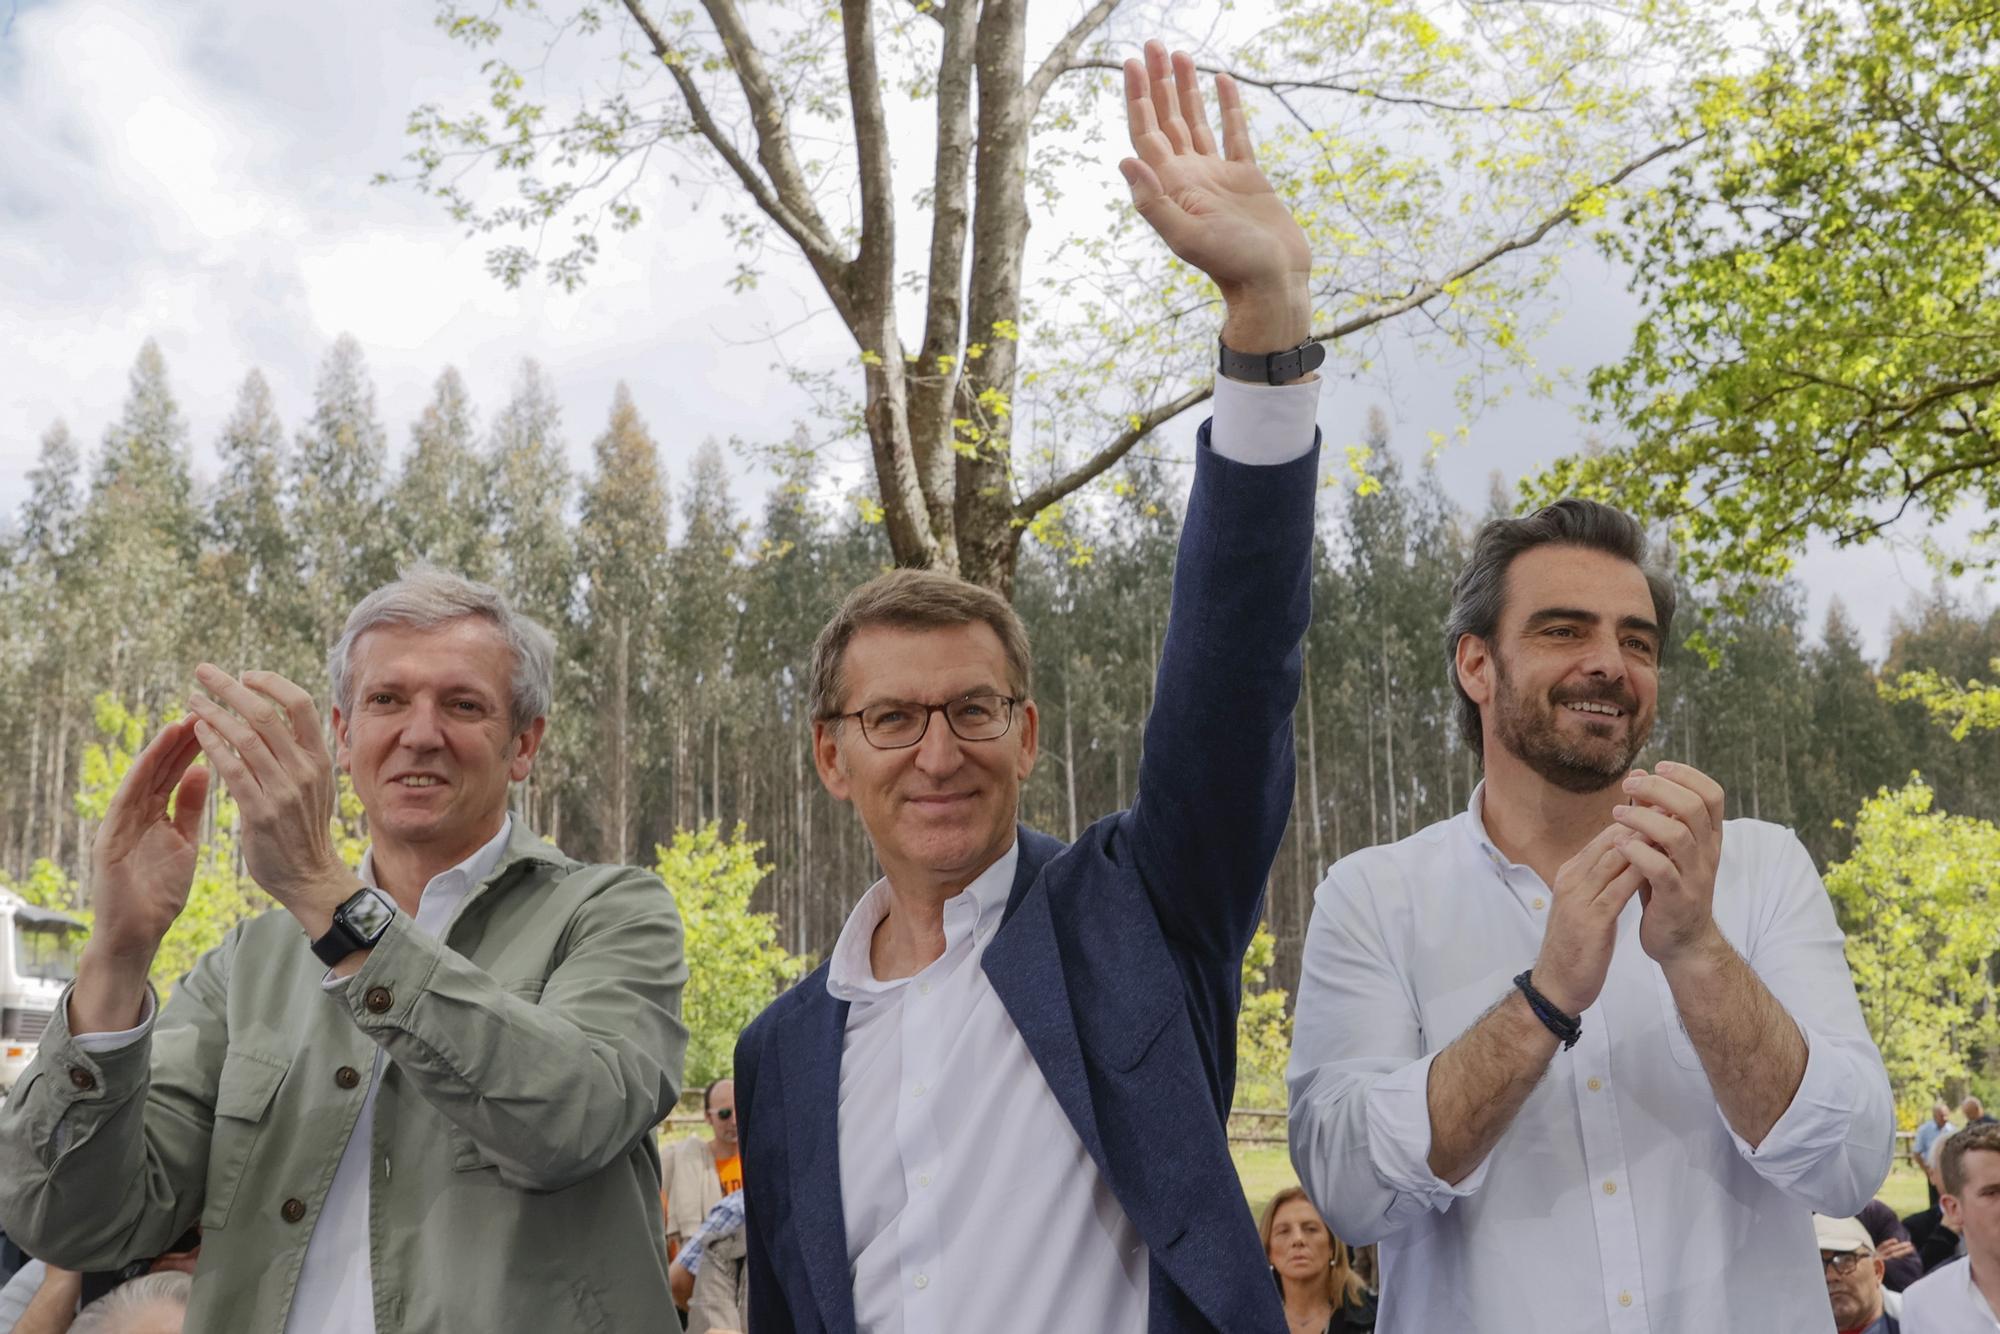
[829,694,1018,750]
[1820,1252,1865,1275]
[710,1108,734,1121]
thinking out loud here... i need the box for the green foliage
[655,823,805,1088]
[1545,0,2000,586]
[1826,778,2000,1125]
[0,860,79,916]
[1883,659,2000,741]
[1237,922,1293,1107]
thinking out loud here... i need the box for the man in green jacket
[0,566,689,1332]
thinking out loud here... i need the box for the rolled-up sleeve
[1288,864,1488,1245]
[1721,831,1894,1213]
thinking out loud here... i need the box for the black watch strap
[310,889,397,968]
[1218,336,1326,385]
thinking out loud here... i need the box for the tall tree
[207,370,307,679]
[1546,0,2000,587]
[291,335,393,652]
[393,366,497,581]
[392,1,1713,592]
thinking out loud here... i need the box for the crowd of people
[0,34,1981,1334]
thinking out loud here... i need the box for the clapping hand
[1120,40,1313,354]
[88,719,210,965]
[187,663,356,934]
[1610,761,1727,967]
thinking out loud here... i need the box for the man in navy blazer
[735,40,1322,1334]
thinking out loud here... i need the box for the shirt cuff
[1725,1024,1861,1178]
[1207,373,1321,466]
[69,991,156,1054]
[1364,1050,1493,1206]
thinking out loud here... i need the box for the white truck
[1,887,85,1096]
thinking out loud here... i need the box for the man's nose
[399,698,447,748]
[910,708,964,775]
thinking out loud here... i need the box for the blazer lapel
[779,984,858,1334]
[983,828,1112,1178]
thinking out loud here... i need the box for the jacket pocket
[201,1046,290,1231]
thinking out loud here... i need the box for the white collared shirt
[827,843,1147,1334]
[1903,1256,2000,1332]
[282,817,514,1334]
[1287,784,1894,1334]
[823,375,1321,1334]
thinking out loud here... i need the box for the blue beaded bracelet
[1513,970,1582,1050]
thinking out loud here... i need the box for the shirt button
[919,982,932,996]
[281,1198,307,1223]
[918,1173,932,1188]
[1602,1180,1617,1195]
[68,1067,97,1091]
[364,987,393,1014]
[911,1083,926,1098]
[1619,1291,1633,1308]
[913,1274,929,1290]
[335,1065,361,1090]
[1587,1077,1603,1092]
[1531,897,1546,910]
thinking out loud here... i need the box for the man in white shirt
[735,39,1323,1334]
[1904,1122,2000,1331]
[1287,499,1893,1332]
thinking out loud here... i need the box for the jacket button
[281,1198,307,1223]
[364,987,393,1014]
[335,1066,361,1090]
[68,1067,97,1091]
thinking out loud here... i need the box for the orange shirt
[716,1152,742,1196]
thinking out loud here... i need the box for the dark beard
[1490,654,1650,794]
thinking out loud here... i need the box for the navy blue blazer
[736,424,1318,1333]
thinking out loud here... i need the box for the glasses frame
[829,693,1021,750]
[1819,1251,1864,1275]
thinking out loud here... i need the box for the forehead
[349,617,514,695]
[707,1080,735,1105]
[1959,1146,2000,1190]
[1500,544,1656,630]
[1272,1197,1320,1226]
[839,621,1012,706]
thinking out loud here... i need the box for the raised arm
[1116,42,1321,959]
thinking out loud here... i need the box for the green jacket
[0,822,688,1332]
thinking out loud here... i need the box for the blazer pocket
[201,1046,290,1231]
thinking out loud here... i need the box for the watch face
[341,890,397,941]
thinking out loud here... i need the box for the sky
[0,0,1989,657]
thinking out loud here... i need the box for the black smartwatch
[310,888,398,967]
[1218,335,1326,385]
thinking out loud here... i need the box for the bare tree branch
[1317,135,1699,343]
[907,0,981,472]
[1013,383,1216,520]
[1025,0,1123,116]
[1064,58,1575,115]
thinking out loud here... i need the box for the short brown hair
[809,569,1033,722]
[1943,1121,2000,1196]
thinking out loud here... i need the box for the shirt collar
[1461,780,1514,873]
[359,814,514,901]
[826,839,1020,1002]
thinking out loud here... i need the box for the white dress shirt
[1287,784,1893,1334]
[280,817,512,1334]
[826,372,1321,1334]
[1903,1256,2000,1332]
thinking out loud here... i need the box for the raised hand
[88,718,210,964]
[1120,40,1313,352]
[1531,822,1648,1016]
[1612,761,1726,966]
[187,663,355,934]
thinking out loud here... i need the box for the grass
[1236,1145,1935,1223]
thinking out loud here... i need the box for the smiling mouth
[1560,701,1625,719]
[394,776,447,788]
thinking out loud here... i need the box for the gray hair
[1443,498,1675,760]
[70,1272,192,1334]
[328,563,557,733]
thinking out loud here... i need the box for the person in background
[1818,1214,1899,1334]
[1859,1198,1924,1291]
[1962,1097,1995,1127]
[66,1273,190,1334]
[1901,1121,2000,1331]
[1906,1131,1963,1275]
[1915,1103,1952,1210]
[675,1191,748,1334]
[664,1079,740,1265]
[1260,1187,1375,1333]
[1,1261,78,1334]
[669,1191,745,1314]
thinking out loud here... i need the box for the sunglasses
[709,1107,734,1121]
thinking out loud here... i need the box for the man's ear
[508,716,548,783]
[1455,633,1495,708]
[812,719,851,802]
[332,707,353,774]
[1944,1193,1964,1230]
[1014,699,1039,781]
